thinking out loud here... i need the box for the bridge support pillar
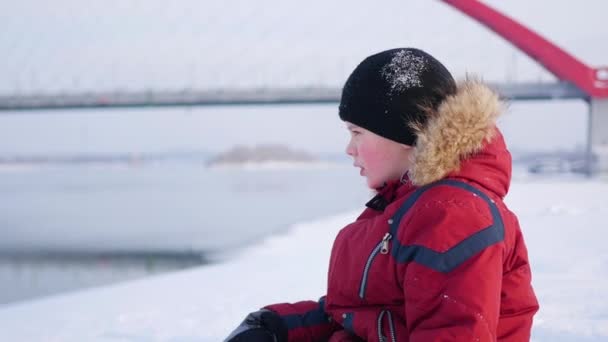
[587,99,608,175]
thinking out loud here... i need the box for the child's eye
[351,130,361,136]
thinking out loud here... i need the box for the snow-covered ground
[0,175,606,341]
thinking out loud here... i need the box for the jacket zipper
[377,309,397,342]
[359,232,392,299]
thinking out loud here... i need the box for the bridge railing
[0,82,588,112]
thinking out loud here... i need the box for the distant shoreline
[206,144,319,168]
[0,152,209,166]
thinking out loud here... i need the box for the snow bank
[0,178,607,341]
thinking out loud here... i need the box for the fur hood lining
[408,79,504,186]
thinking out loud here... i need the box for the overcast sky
[0,0,604,155]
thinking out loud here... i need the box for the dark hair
[339,48,457,146]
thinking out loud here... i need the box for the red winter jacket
[266,81,539,341]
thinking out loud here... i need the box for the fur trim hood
[408,79,506,187]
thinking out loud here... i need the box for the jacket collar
[365,174,415,211]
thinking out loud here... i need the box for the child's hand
[224,309,287,342]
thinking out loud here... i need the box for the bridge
[1,0,606,173]
[0,82,587,111]
[443,0,608,175]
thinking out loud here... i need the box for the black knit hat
[339,48,457,146]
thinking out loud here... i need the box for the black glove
[224,309,288,342]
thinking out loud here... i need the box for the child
[224,48,539,341]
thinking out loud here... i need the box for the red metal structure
[442,0,608,174]
[441,0,608,99]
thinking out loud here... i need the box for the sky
[0,100,590,156]
[0,0,606,156]
[1,0,606,93]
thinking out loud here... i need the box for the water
[0,162,370,305]
[0,251,207,306]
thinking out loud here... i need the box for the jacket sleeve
[496,219,539,340]
[399,203,505,341]
[264,296,340,341]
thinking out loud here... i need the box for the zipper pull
[380,232,392,254]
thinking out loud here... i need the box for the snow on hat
[339,48,457,145]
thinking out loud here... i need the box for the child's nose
[345,139,356,157]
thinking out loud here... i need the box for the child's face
[345,122,414,189]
